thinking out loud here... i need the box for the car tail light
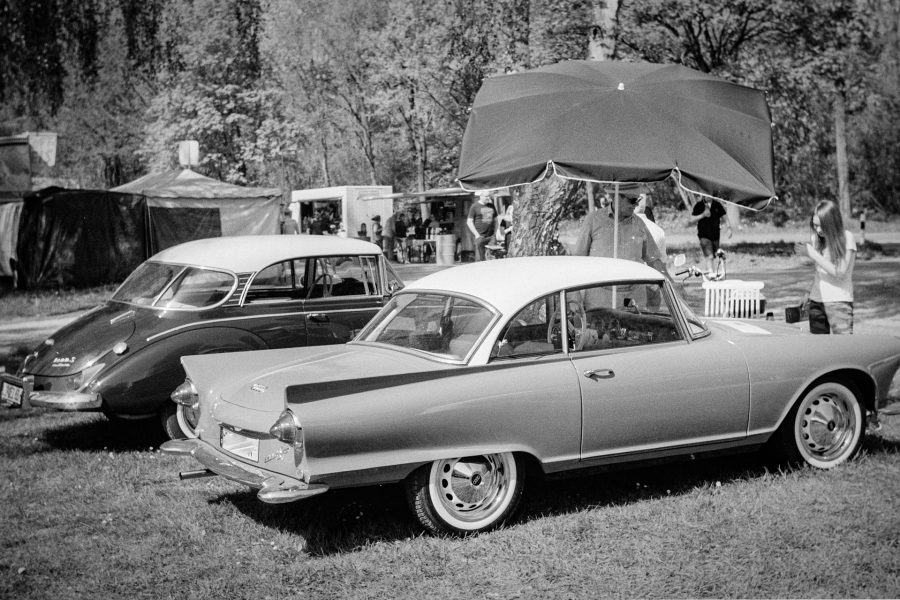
[171,379,199,408]
[67,362,106,391]
[270,409,302,445]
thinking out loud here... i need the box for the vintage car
[0,235,402,439]
[161,256,900,535]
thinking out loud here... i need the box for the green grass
[1,411,899,599]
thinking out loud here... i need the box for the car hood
[706,318,804,337]
[182,343,453,414]
[23,302,141,376]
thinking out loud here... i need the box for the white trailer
[290,185,393,239]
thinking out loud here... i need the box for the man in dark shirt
[466,191,500,261]
[690,198,732,276]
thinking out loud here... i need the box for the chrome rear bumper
[161,439,328,504]
[1,373,101,410]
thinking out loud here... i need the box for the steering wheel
[306,273,334,299]
[547,300,587,351]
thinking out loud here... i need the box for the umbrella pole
[613,182,619,308]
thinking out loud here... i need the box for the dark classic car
[0,235,402,438]
[162,257,900,535]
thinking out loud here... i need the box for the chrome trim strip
[145,307,373,342]
[579,431,750,462]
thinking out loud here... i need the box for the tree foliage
[0,0,896,216]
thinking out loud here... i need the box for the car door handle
[583,369,614,380]
[306,313,330,323]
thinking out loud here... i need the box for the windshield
[113,261,236,310]
[357,292,496,361]
[672,285,708,338]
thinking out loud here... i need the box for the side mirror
[672,253,686,267]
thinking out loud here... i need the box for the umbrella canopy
[457,60,776,209]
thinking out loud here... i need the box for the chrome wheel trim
[428,453,517,531]
[794,383,861,468]
[176,404,200,439]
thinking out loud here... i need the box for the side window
[307,255,379,299]
[155,267,235,309]
[566,281,682,351]
[245,260,305,304]
[491,293,563,359]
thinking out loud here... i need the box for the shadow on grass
[37,413,168,452]
[204,433,900,556]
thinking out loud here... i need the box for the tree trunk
[511,176,581,256]
[834,89,851,218]
[509,1,619,257]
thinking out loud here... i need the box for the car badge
[51,356,76,368]
[264,446,290,463]
[250,383,267,393]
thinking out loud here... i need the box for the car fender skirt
[160,439,328,502]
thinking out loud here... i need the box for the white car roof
[405,256,665,314]
[149,235,382,273]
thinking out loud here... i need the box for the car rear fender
[91,326,269,415]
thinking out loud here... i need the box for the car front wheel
[405,452,524,535]
[776,379,865,469]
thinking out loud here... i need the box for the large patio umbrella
[457,60,776,210]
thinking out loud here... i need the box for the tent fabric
[0,201,23,277]
[111,168,281,199]
[14,170,283,289]
[112,169,281,252]
[16,189,147,289]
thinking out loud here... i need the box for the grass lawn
[1,411,898,599]
[1,239,899,599]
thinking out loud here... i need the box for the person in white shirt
[793,200,856,334]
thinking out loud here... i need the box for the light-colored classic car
[162,256,900,535]
[0,235,402,439]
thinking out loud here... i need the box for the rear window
[113,261,236,310]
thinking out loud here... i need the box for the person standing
[382,212,396,261]
[690,198,731,277]
[574,193,665,273]
[793,200,856,334]
[281,207,300,235]
[466,190,500,261]
[394,213,408,263]
[371,215,383,249]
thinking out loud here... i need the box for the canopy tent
[112,169,282,251]
[15,170,283,289]
[16,188,148,289]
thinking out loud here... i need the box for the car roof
[404,256,665,314]
[149,235,383,273]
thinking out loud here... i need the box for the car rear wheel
[160,402,199,440]
[405,452,524,535]
[775,379,864,469]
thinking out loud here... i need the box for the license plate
[221,428,259,462]
[1,381,24,408]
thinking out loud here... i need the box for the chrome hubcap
[798,390,856,461]
[434,455,510,522]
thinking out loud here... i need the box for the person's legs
[382,236,394,261]
[474,236,489,261]
[808,299,831,334]
[699,237,715,273]
[824,301,853,334]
